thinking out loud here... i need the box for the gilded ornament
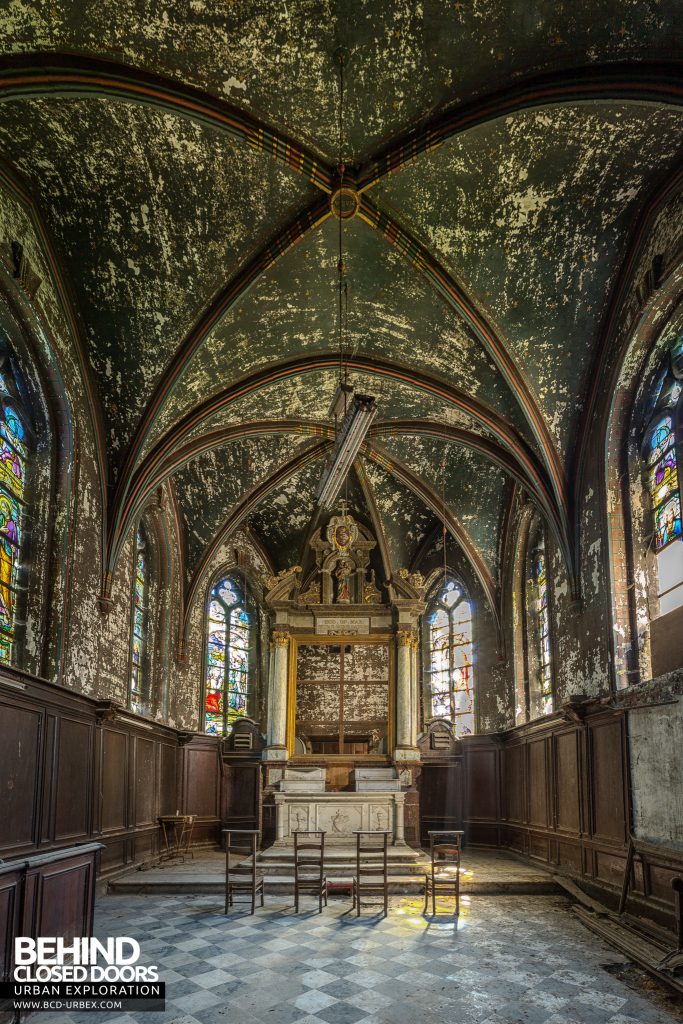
[271,630,290,648]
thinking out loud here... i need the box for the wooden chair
[293,830,327,913]
[352,830,391,917]
[424,830,464,916]
[224,829,263,915]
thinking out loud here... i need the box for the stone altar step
[259,843,422,861]
[108,870,562,897]
[107,849,564,897]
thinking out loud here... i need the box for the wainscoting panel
[0,670,222,877]
[54,716,93,842]
[0,702,42,852]
[463,702,683,934]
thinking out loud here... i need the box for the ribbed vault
[0,1,681,634]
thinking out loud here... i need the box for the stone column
[409,634,419,749]
[394,793,406,844]
[264,629,290,761]
[394,631,420,761]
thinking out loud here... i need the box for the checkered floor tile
[36,893,681,1024]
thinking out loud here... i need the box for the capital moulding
[396,629,416,647]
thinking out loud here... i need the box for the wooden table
[159,814,194,862]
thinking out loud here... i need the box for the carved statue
[363,568,381,604]
[335,558,354,603]
[299,578,321,604]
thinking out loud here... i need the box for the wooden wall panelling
[588,712,629,846]
[180,735,221,846]
[419,761,463,844]
[40,711,57,844]
[0,670,199,878]
[134,736,156,827]
[100,727,128,835]
[221,762,261,833]
[159,741,177,816]
[0,863,21,982]
[463,737,501,845]
[54,716,93,842]
[0,697,43,854]
[554,727,581,836]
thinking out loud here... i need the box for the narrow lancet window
[204,575,250,735]
[0,381,26,665]
[129,527,148,713]
[427,578,474,737]
[644,366,682,615]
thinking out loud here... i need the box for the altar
[273,790,407,845]
[257,506,430,848]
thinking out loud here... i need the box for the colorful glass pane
[428,581,474,737]
[648,416,674,465]
[648,450,677,508]
[204,577,250,734]
[0,395,26,665]
[655,494,682,548]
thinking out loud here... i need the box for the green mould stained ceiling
[0,0,681,613]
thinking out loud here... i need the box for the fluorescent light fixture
[316,392,378,509]
[327,380,355,420]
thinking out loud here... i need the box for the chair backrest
[428,830,464,875]
[354,831,390,876]
[293,830,325,880]
[224,830,260,881]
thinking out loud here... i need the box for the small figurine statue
[335,558,353,603]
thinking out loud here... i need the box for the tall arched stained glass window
[531,537,553,715]
[644,362,683,615]
[427,578,474,737]
[204,575,250,735]
[0,381,27,665]
[129,527,148,714]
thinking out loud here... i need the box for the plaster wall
[626,674,683,850]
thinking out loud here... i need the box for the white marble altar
[273,791,406,845]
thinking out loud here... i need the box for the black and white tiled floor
[41,893,681,1024]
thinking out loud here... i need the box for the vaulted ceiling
[0,1,681,616]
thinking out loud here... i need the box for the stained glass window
[644,363,682,615]
[646,413,681,550]
[427,579,474,737]
[129,527,148,714]
[532,543,553,715]
[0,389,26,664]
[204,576,250,735]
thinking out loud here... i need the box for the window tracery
[427,578,474,737]
[644,360,682,615]
[0,373,27,665]
[204,575,251,735]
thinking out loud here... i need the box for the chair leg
[432,883,436,917]
[423,878,428,914]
